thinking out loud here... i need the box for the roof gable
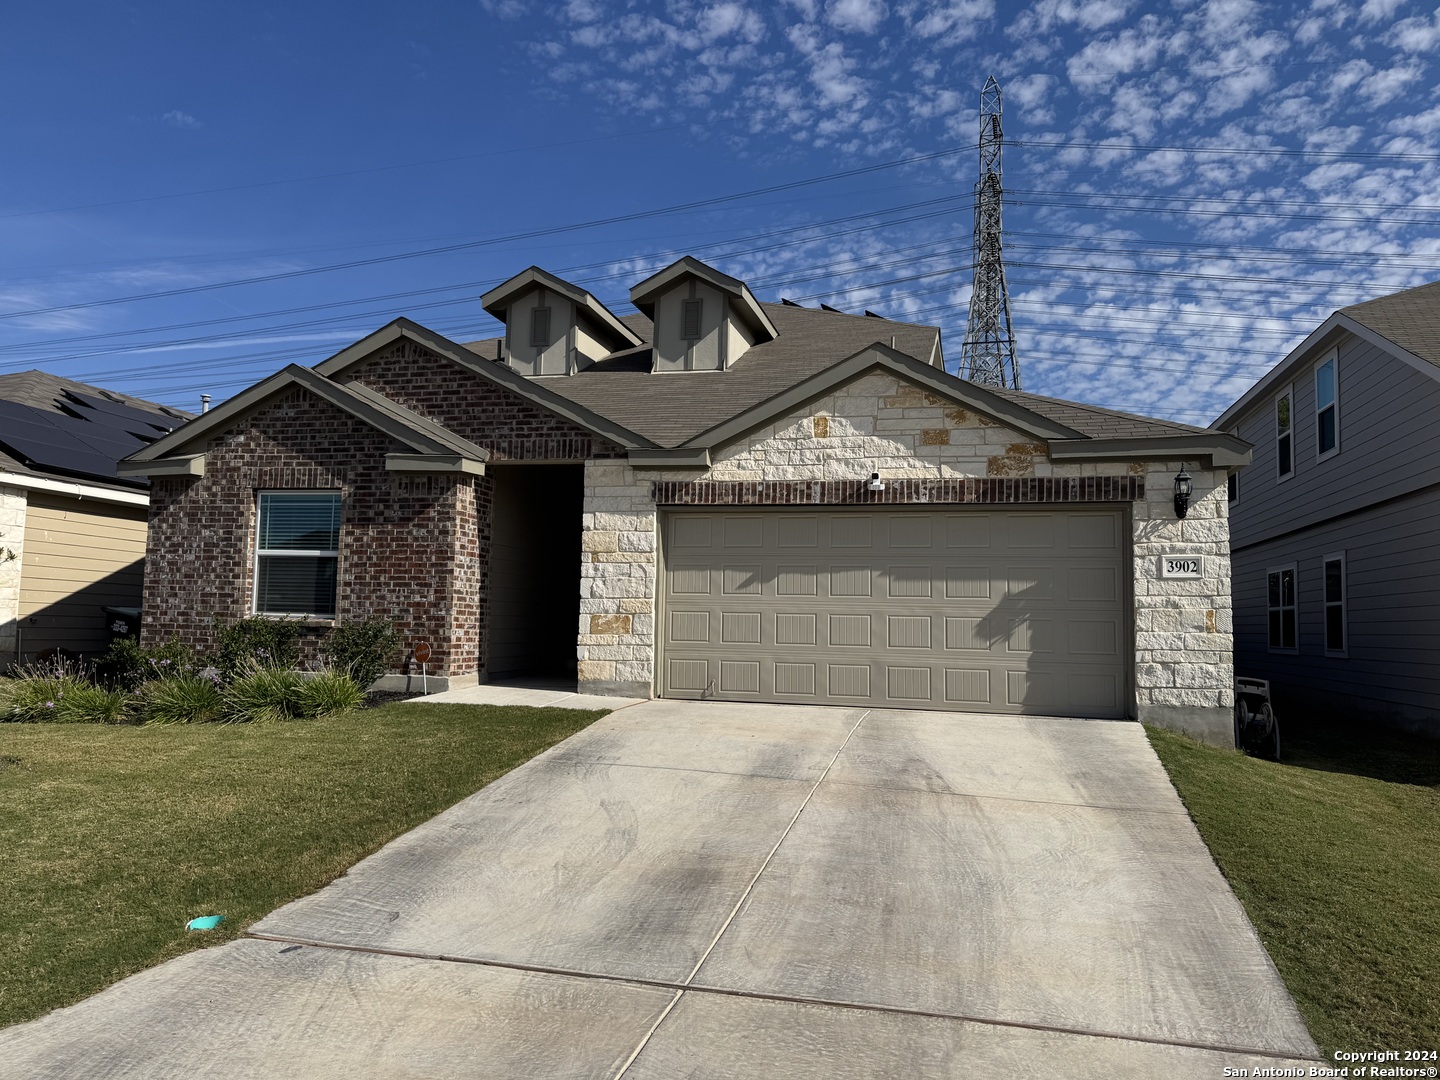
[480,266,642,353]
[630,256,778,344]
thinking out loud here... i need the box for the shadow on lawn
[1279,713,1440,789]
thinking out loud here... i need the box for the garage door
[660,508,1128,717]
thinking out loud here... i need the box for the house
[0,371,191,664]
[1213,278,1440,738]
[120,256,1249,745]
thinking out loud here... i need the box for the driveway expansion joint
[243,931,1324,1064]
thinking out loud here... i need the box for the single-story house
[1213,277,1440,737]
[0,370,191,663]
[120,256,1249,744]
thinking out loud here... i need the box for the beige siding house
[0,371,189,664]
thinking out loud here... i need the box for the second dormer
[630,257,779,373]
[481,267,643,377]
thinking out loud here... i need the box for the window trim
[253,490,342,619]
[1266,563,1298,653]
[1315,350,1339,461]
[1323,551,1347,657]
[1275,384,1294,482]
[680,297,703,341]
[530,306,552,348]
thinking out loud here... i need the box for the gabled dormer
[629,256,779,373]
[481,267,643,377]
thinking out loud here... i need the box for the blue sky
[3,0,1439,425]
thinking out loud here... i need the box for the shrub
[298,668,366,719]
[322,616,400,690]
[222,664,304,724]
[212,618,300,682]
[94,637,196,691]
[2,673,89,723]
[55,684,132,725]
[140,675,226,725]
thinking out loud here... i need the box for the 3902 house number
[1160,556,1205,579]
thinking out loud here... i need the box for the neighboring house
[1214,278,1440,737]
[0,371,191,663]
[120,256,1249,744]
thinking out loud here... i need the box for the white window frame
[1315,351,1340,461]
[1275,384,1294,482]
[1266,563,1297,653]
[1323,551,1347,657]
[253,491,341,618]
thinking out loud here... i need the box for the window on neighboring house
[1227,470,1238,503]
[1267,565,1296,650]
[1324,553,1346,654]
[681,298,703,340]
[530,306,551,347]
[1276,387,1293,479]
[1316,354,1338,458]
[254,492,341,617]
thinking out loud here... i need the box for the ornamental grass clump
[1,662,94,723]
[54,684,132,725]
[297,667,366,719]
[222,663,305,724]
[140,674,226,725]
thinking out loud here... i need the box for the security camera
[867,472,885,492]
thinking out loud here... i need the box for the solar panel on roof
[0,399,147,486]
[64,391,177,433]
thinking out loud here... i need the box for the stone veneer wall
[142,388,480,680]
[0,484,25,661]
[579,373,1234,743]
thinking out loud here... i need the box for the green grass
[0,702,604,1029]
[1147,718,1440,1056]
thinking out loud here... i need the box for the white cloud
[901,0,995,39]
[161,110,202,129]
[1388,12,1440,52]
[1359,61,1422,105]
[1358,0,1406,24]
[826,0,887,33]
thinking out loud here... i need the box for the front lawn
[1147,719,1440,1056]
[0,702,605,1029]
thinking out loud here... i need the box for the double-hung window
[1267,565,1296,651]
[1324,553,1346,654]
[254,492,341,617]
[1276,387,1293,479]
[1316,353,1339,458]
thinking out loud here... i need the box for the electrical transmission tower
[959,76,1021,389]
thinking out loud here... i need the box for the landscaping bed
[0,701,605,1028]
[1147,718,1440,1056]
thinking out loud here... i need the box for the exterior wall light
[1174,466,1194,519]
[867,472,886,492]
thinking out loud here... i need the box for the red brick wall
[141,387,482,678]
[350,339,626,460]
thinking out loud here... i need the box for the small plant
[55,684,132,725]
[94,637,196,691]
[2,660,90,723]
[211,617,300,682]
[322,616,400,690]
[140,675,226,725]
[222,663,304,724]
[298,668,366,719]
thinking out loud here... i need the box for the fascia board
[385,453,486,475]
[481,268,642,348]
[114,454,205,478]
[339,379,490,462]
[630,258,778,342]
[0,469,150,506]
[310,320,411,379]
[1049,435,1252,468]
[122,365,311,463]
[627,448,711,469]
[684,343,1082,453]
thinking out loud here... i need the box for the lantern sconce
[1174,465,1194,520]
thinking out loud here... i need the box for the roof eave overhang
[1050,435,1252,469]
[630,258,778,343]
[627,448,711,470]
[683,342,1084,454]
[115,454,205,478]
[385,453,486,475]
[480,267,642,350]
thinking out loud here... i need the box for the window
[1324,553,1346,654]
[255,492,341,617]
[1276,387,1293,479]
[1227,470,1238,503]
[1267,565,1296,651]
[530,306,551,347]
[681,297,703,340]
[1316,353,1338,458]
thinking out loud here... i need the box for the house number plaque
[1160,556,1205,579]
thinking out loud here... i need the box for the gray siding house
[1213,279,1440,736]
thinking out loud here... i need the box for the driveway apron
[0,700,1321,1078]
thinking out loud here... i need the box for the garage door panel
[662,509,1127,717]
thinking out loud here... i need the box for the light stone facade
[0,485,26,658]
[578,373,1234,743]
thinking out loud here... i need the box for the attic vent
[530,307,551,347]
[681,298,703,341]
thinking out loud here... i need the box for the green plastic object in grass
[185,915,224,931]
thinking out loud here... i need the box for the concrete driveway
[0,700,1321,1078]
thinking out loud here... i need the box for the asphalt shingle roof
[465,303,1195,448]
[1341,279,1440,368]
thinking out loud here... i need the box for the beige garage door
[660,508,1128,717]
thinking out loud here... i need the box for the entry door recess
[660,508,1128,717]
